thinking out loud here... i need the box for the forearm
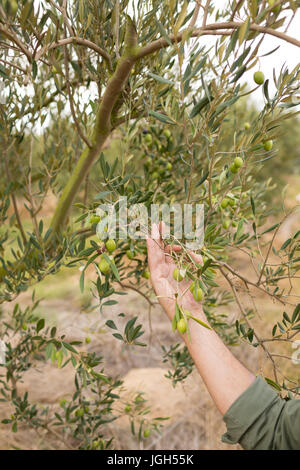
[182,312,255,415]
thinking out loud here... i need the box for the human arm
[146,223,255,416]
[146,223,300,449]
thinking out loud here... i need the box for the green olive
[177,318,187,334]
[234,156,244,168]
[163,129,171,139]
[89,214,101,225]
[145,134,153,145]
[126,249,136,260]
[263,140,273,151]
[253,71,265,85]
[98,258,111,274]
[9,0,18,15]
[59,398,67,408]
[105,239,116,253]
[220,198,229,209]
[230,163,239,174]
[173,268,185,282]
[191,283,203,302]
[142,270,150,279]
[222,219,230,230]
[268,0,281,13]
[145,157,152,169]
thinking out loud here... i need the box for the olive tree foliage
[0,0,300,448]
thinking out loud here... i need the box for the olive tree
[0,0,300,449]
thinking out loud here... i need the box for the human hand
[146,223,206,322]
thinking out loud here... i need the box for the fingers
[146,223,166,273]
[165,245,202,265]
[151,222,164,248]
[186,249,203,265]
[165,244,182,254]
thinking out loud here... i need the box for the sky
[213,0,300,104]
[6,0,299,131]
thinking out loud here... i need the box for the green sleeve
[221,376,300,450]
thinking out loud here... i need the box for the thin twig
[202,0,211,27]
[118,281,155,306]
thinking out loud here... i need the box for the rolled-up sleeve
[222,376,300,450]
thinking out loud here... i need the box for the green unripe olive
[59,398,67,407]
[98,258,111,275]
[163,129,171,139]
[9,0,18,15]
[253,71,265,85]
[143,429,151,438]
[52,66,58,75]
[268,0,281,13]
[126,249,136,260]
[230,163,239,174]
[124,404,131,413]
[89,214,101,225]
[166,162,172,171]
[234,156,244,168]
[22,323,28,331]
[244,122,251,130]
[220,198,229,209]
[263,140,273,151]
[192,285,203,302]
[135,395,144,403]
[145,133,153,145]
[85,337,91,344]
[152,171,159,180]
[222,219,230,230]
[105,239,116,253]
[173,268,185,282]
[142,270,150,280]
[177,318,187,334]
[92,440,100,449]
[84,406,89,413]
[145,157,152,169]
[75,409,84,417]
[228,198,235,207]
